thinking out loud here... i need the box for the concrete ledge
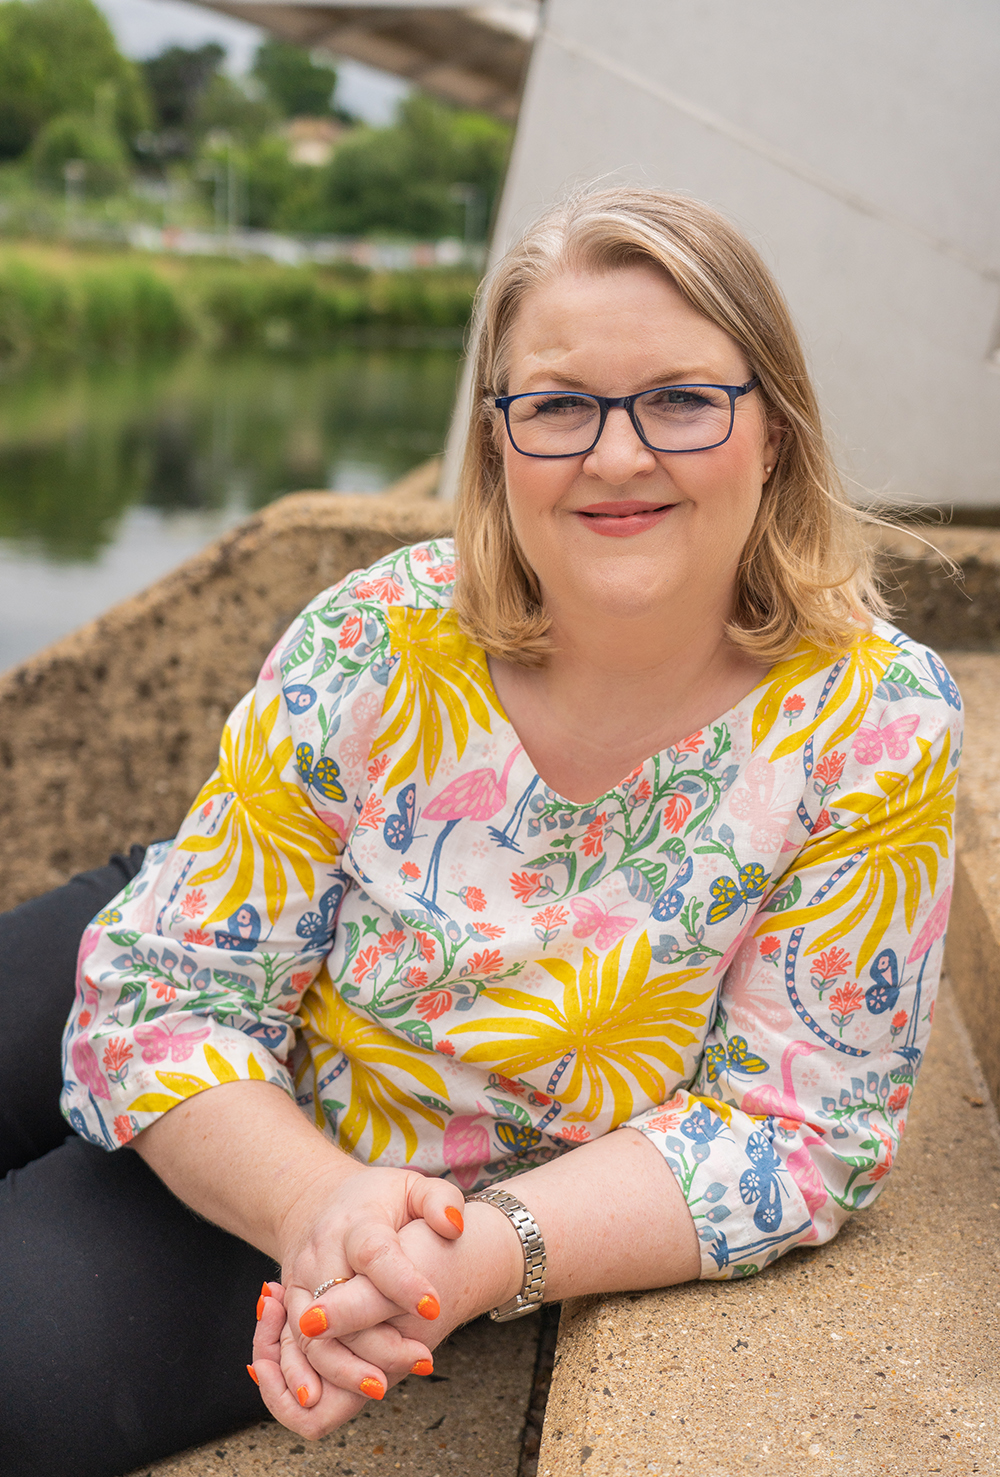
[0,485,452,907]
[879,526,1000,650]
[537,979,1000,1477]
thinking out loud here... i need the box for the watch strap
[466,1187,546,1321]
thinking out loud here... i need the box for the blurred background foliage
[0,0,512,244]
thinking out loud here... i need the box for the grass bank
[0,242,478,367]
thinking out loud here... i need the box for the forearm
[132,1080,363,1261]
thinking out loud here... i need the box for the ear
[762,415,785,478]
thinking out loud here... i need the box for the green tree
[0,0,150,160]
[29,112,129,195]
[252,38,338,118]
[140,42,223,157]
[313,94,511,238]
[195,73,279,146]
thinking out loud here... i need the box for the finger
[290,1276,405,1345]
[255,1278,284,1322]
[343,1224,442,1323]
[341,1324,435,1380]
[294,1326,389,1403]
[406,1177,467,1240]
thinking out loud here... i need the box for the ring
[312,1276,354,1299]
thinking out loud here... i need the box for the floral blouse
[62,539,961,1280]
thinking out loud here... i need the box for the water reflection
[0,346,460,668]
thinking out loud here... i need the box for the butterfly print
[704,1035,770,1084]
[133,1020,212,1064]
[295,742,347,802]
[729,756,795,853]
[707,864,768,925]
[739,1129,786,1232]
[851,713,919,765]
[652,856,694,922]
[570,896,637,949]
[384,784,420,851]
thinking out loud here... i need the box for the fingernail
[260,1281,271,1298]
[246,1363,259,1386]
[255,1295,266,1321]
[297,1385,310,1407]
[359,1376,385,1400]
[445,1205,465,1233]
[411,1359,434,1376]
[299,1306,328,1338]
[417,1293,440,1320]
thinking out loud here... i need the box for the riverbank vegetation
[0,244,478,366]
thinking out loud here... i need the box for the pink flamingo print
[785,1134,828,1236]
[442,1114,492,1190]
[741,1039,823,1120]
[410,744,524,915]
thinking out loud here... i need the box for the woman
[3,188,959,1469]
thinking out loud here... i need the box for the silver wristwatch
[466,1187,547,1321]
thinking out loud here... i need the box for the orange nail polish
[299,1306,328,1338]
[410,1359,434,1376]
[246,1363,259,1386]
[255,1295,266,1321]
[260,1281,271,1298]
[360,1376,385,1400]
[417,1293,440,1320]
[445,1205,464,1234]
[297,1385,310,1407]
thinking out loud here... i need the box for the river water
[0,345,461,673]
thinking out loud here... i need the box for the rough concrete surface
[942,653,1000,1112]
[536,980,1000,1477]
[0,485,453,907]
[128,1314,539,1477]
[879,527,1000,652]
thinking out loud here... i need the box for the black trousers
[0,852,274,1477]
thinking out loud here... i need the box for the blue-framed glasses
[494,378,760,458]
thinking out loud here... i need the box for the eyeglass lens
[506,386,736,455]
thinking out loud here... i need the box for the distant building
[281,116,346,166]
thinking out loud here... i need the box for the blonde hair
[453,186,889,667]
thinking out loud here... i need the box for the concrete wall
[482,0,1000,507]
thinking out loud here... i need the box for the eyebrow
[519,368,724,391]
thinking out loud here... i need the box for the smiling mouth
[576,501,676,518]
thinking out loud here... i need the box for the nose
[583,405,658,480]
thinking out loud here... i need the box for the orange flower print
[631,778,652,805]
[828,981,864,1035]
[113,1115,135,1144]
[412,546,431,563]
[400,860,421,881]
[152,981,177,1002]
[674,730,705,754]
[357,794,386,830]
[436,1039,455,1055]
[458,886,486,912]
[581,812,609,856]
[404,966,428,989]
[887,1085,910,1113]
[814,751,846,787]
[338,613,363,649]
[809,946,851,998]
[494,1075,525,1096]
[661,794,693,834]
[533,903,568,950]
[102,1037,133,1074]
[291,970,312,991]
[184,928,213,947]
[759,935,781,966]
[415,931,435,962]
[426,561,457,584]
[179,888,207,919]
[367,753,390,781]
[890,1009,908,1038]
[510,871,544,903]
[473,922,505,940]
[417,990,452,1022]
[811,807,832,835]
[783,693,806,722]
[352,945,382,985]
[462,949,504,978]
[557,1125,590,1143]
[643,1094,688,1134]
[355,573,404,604]
[379,930,406,958]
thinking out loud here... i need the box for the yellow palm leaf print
[452,936,712,1125]
[371,610,505,786]
[754,633,899,759]
[300,970,449,1162]
[179,693,341,927]
[754,735,955,969]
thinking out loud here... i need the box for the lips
[573,500,676,538]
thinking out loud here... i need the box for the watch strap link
[466,1187,546,1321]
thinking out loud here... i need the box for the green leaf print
[762,874,802,913]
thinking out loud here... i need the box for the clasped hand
[250,1165,521,1438]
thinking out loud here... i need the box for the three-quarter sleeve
[628,649,961,1279]
[60,575,389,1149]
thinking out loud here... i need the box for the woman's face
[500,264,781,627]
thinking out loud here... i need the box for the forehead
[505,265,744,382]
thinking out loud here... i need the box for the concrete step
[537,978,999,1477]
